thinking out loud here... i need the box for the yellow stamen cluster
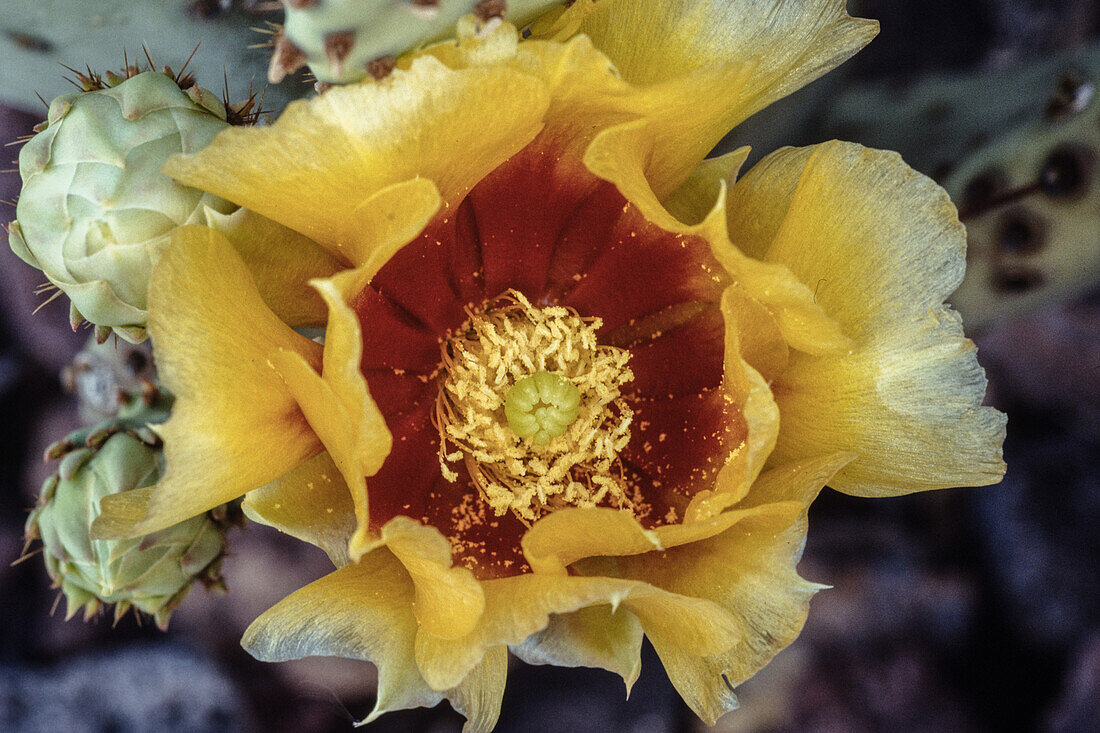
[434,290,634,524]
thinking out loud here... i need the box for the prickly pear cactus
[269,0,564,85]
[7,68,237,343]
[0,1,302,113]
[945,68,1100,328]
[24,398,231,630]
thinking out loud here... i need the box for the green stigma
[504,371,582,446]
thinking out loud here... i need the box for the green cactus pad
[272,0,564,85]
[0,2,302,113]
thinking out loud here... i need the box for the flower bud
[25,400,230,629]
[8,69,236,343]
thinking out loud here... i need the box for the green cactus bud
[270,0,564,86]
[8,68,238,344]
[24,399,231,630]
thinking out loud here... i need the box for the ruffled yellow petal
[245,459,849,727]
[521,503,790,576]
[242,549,445,725]
[612,454,852,723]
[527,0,597,40]
[565,0,876,116]
[269,284,381,560]
[419,22,751,197]
[93,226,323,539]
[202,207,343,328]
[337,178,442,269]
[242,452,357,566]
[523,0,874,195]
[87,486,155,540]
[737,452,856,508]
[448,645,508,733]
[620,590,744,659]
[377,517,486,642]
[717,283,789,382]
[663,147,751,226]
[729,141,1007,495]
[165,57,548,252]
[522,509,660,575]
[413,571,739,692]
[682,293,781,520]
[510,604,643,692]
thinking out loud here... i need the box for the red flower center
[352,144,747,578]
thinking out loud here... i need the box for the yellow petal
[203,207,344,328]
[615,495,832,723]
[717,282,789,381]
[607,62,758,198]
[338,178,442,269]
[413,571,734,693]
[88,485,154,540]
[268,263,400,561]
[380,517,486,641]
[703,199,855,356]
[522,508,660,575]
[621,589,742,659]
[529,0,875,196]
[538,57,755,199]
[732,141,1007,494]
[241,550,445,725]
[267,349,373,553]
[413,573,636,689]
[724,145,809,260]
[663,147,751,226]
[682,287,782,522]
[448,645,508,733]
[425,25,754,198]
[572,0,876,118]
[242,452,357,566]
[521,504,791,575]
[165,57,548,252]
[511,604,643,692]
[612,456,856,724]
[527,0,598,41]
[93,226,323,539]
[737,452,857,509]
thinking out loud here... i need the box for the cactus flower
[94,2,1006,730]
[7,69,236,343]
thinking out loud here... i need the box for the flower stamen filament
[433,290,635,525]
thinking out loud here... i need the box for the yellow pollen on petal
[434,290,634,525]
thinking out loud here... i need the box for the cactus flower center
[434,290,634,525]
[505,371,582,444]
[354,144,747,577]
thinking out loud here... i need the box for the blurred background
[1,1,1098,731]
